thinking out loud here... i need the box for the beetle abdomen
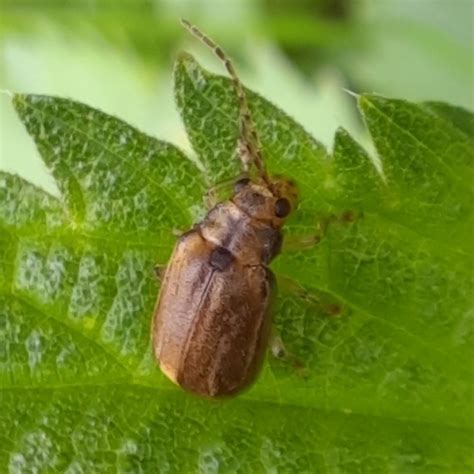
[153,229,274,397]
[178,260,274,397]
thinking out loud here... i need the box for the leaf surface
[0,57,472,472]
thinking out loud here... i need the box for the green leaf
[1,55,473,472]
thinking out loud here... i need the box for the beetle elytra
[152,19,298,397]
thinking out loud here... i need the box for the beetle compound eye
[274,198,291,218]
[234,177,251,193]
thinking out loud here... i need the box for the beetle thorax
[232,178,298,227]
[199,199,282,265]
[232,183,276,223]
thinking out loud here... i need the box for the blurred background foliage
[0,0,472,196]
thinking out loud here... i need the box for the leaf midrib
[8,292,131,374]
[1,381,472,432]
[4,266,471,429]
[3,281,471,428]
[2,222,175,254]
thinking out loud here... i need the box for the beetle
[152,19,298,397]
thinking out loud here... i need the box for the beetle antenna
[181,19,270,185]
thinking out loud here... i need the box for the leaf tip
[174,51,210,95]
[175,51,198,70]
[358,93,395,115]
[356,93,371,111]
[0,88,14,99]
[357,93,388,125]
[10,94,28,120]
[334,126,350,140]
[342,88,359,100]
[11,92,29,110]
[174,51,205,82]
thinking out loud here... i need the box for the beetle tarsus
[270,335,308,378]
[153,264,165,281]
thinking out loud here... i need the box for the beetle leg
[269,334,308,378]
[204,179,234,209]
[204,188,221,209]
[277,275,345,318]
[270,334,288,359]
[282,233,322,252]
[204,174,248,209]
[153,264,166,281]
[281,215,331,252]
[282,210,360,252]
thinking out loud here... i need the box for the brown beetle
[153,20,298,397]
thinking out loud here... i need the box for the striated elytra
[152,20,298,398]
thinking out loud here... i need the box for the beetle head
[232,176,298,227]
